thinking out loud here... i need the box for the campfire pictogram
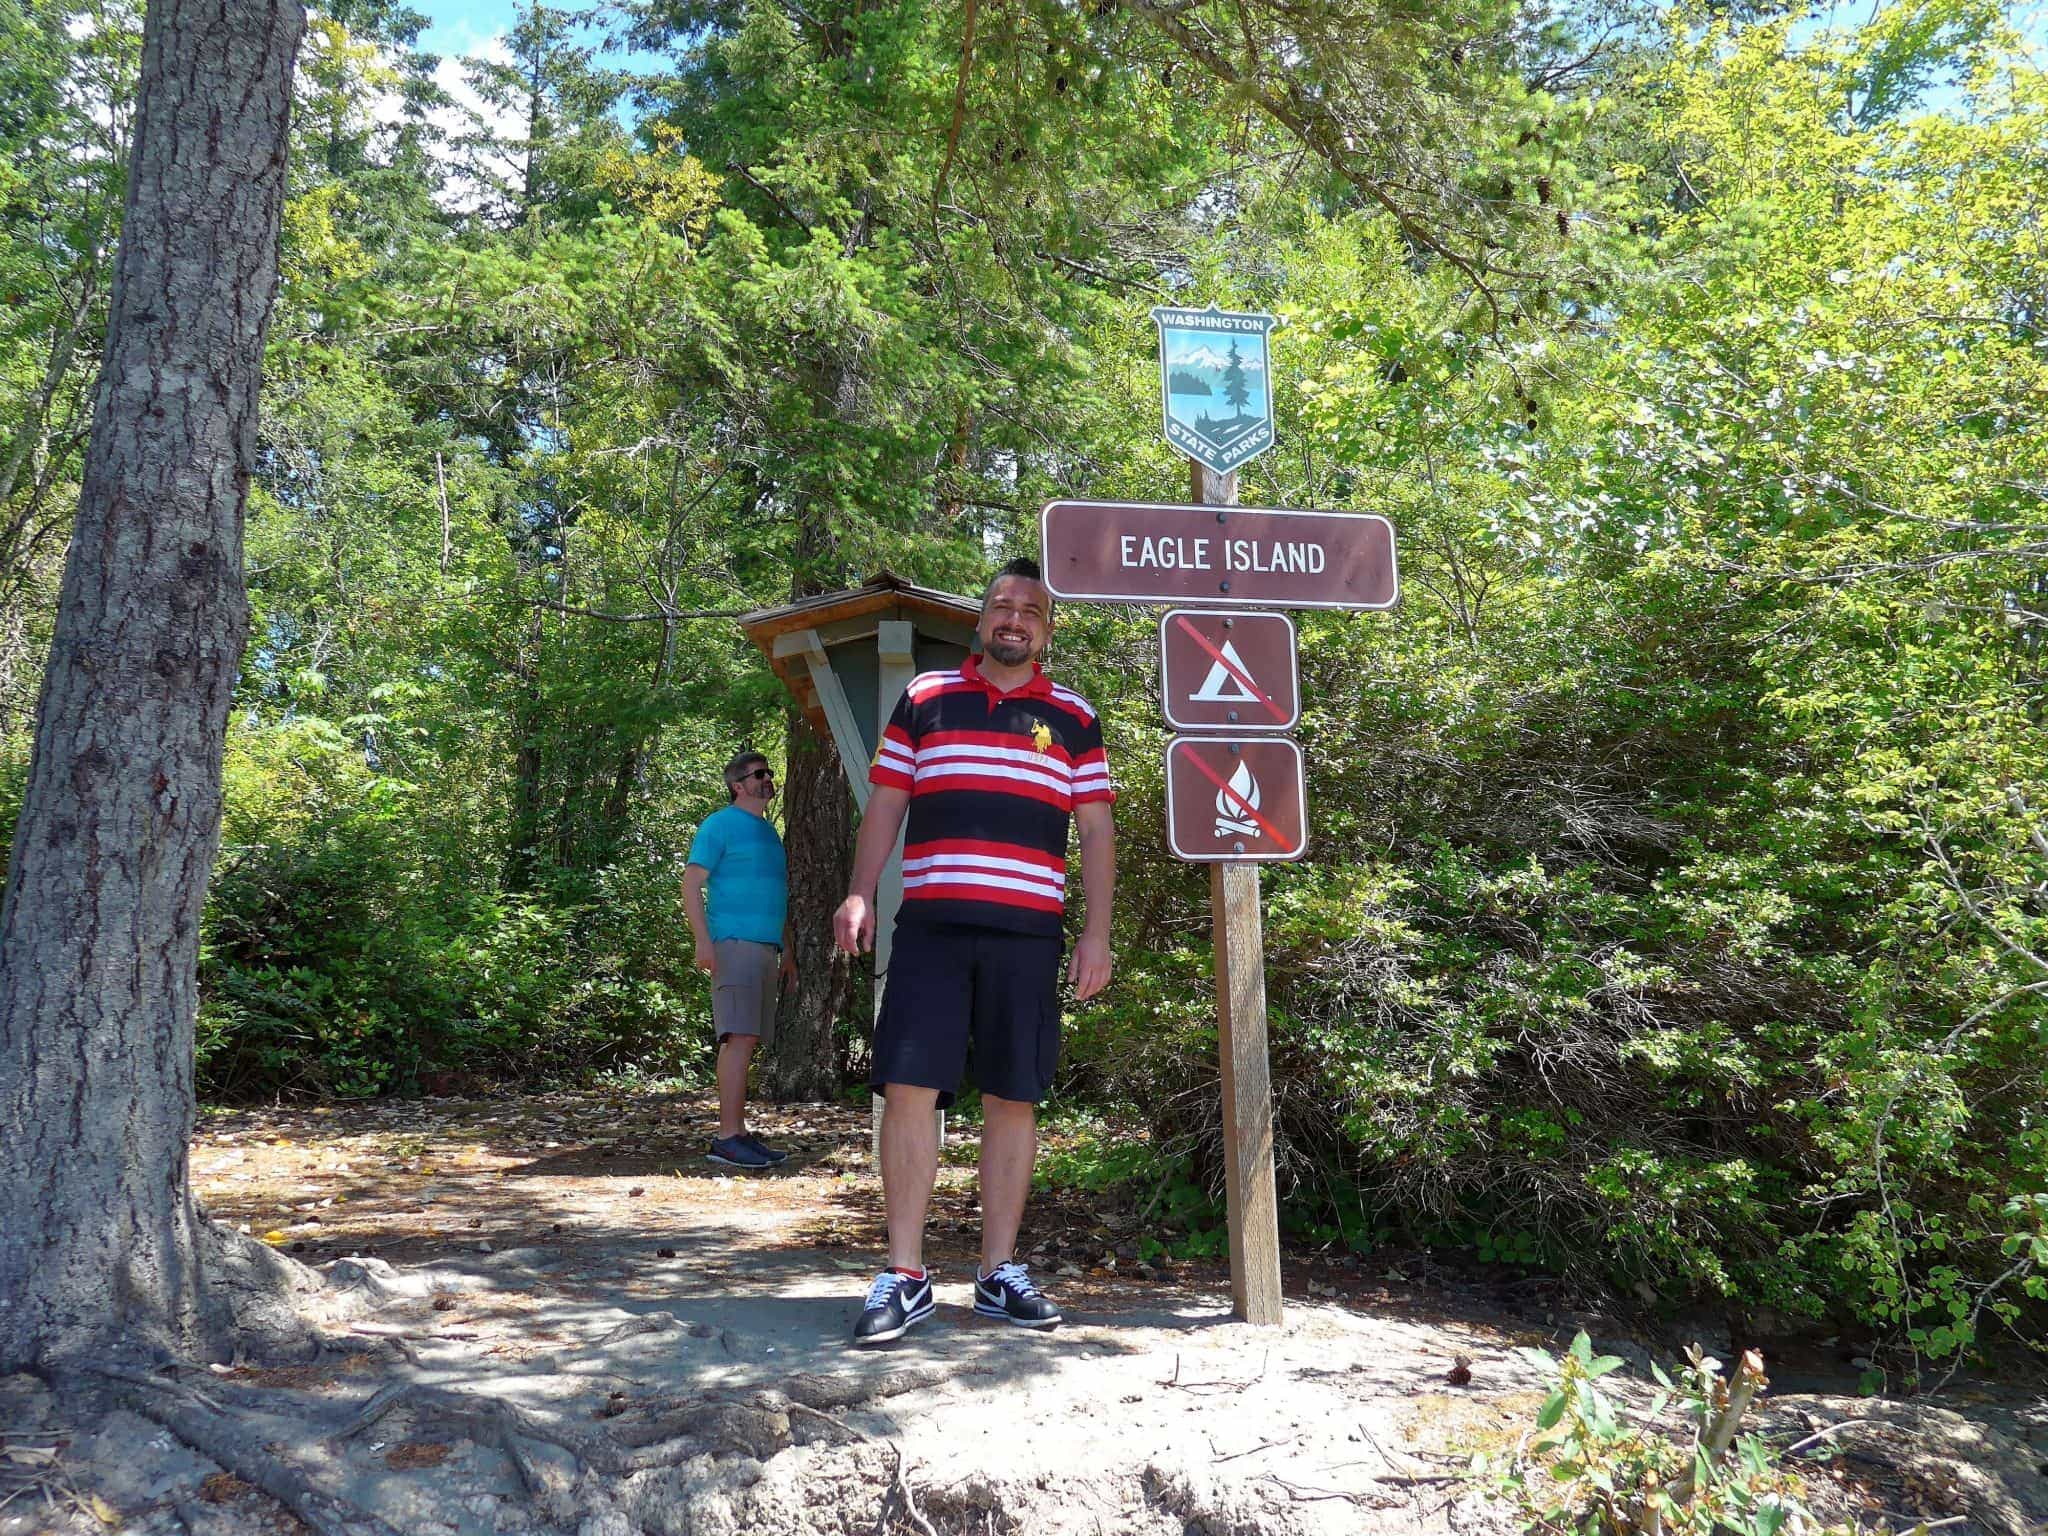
[1214,759,1263,839]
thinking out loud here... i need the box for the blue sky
[414,1,665,74]
[406,0,2046,110]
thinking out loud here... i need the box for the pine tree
[1221,339,1250,422]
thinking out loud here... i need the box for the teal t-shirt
[686,805,788,947]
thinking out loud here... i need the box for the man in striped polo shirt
[832,557,1116,1346]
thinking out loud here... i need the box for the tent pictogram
[1157,609,1299,731]
[1190,642,1265,705]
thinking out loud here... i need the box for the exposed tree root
[342,1381,785,1472]
[786,1399,874,1446]
[780,1363,988,1412]
[605,1397,792,1459]
[192,1214,330,1363]
[102,1368,406,1536]
[318,1255,473,1322]
[1761,1394,2048,1536]
[331,1362,991,1531]
[880,1441,940,1536]
[593,1313,682,1347]
[603,1362,991,1456]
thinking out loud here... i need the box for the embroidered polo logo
[1030,721,1054,754]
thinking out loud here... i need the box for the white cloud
[365,27,525,214]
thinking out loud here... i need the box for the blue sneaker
[707,1135,773,1170]
[739,1134,789,1165]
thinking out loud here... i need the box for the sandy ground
[4,1093,2044,1536]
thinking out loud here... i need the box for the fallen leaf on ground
[385,1441,452,1470]
[199,1473,247,1503]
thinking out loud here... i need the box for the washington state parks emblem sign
[1152,306,1278,475]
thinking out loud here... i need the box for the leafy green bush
[1476,1333,1838,1536]
[196,722,712,1098]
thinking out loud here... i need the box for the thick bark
[0,0,305,1371]
[768,710,854,1100]
[766,376,858,1100]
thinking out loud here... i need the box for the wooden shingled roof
[737,571,981,740]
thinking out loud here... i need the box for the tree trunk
[768,708,854,1100]
[504,599,546,891]
[766,357,860,1100]
[0,0,307,1372]
[593,625,673,862]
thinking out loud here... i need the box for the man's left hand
[1069,931,1111,1001]
[779,951,798,991]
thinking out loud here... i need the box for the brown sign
[1159,609,1298,731]
[1165,736,1307,862]
[1041,499,1397,610]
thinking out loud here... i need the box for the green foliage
[1032,1111,1228,1261]
[200,719,713,1096]
[1051,3,2048,1365]
[0,0,2043,1371]
[1477,1333,1840,1536]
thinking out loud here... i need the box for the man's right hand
[832,894,875,955]
[693,939,716,974]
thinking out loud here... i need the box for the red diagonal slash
[1174,742,1295,849]
[1173,615,1288,723]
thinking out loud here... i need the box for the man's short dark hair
[724,749,768,801]
[982,556,1046,607]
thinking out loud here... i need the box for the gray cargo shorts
[712,939,780,1045]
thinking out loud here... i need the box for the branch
[1661,1350,1768,1509]
[725,162,812,231]
[880,1442,939,1536]
[930,0,979,221]
[1527,31,1613,92]
[2008,787,2048,864]
[1042,250,1166,296]
[1112,0,1523,327]
[1931,1249,2036,1392]
[1780,1417,1883,1458]
[1923,822,2048,979]
[520,597,748,624]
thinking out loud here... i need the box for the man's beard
[984,635,1034,666]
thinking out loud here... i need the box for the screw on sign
[1159,608,1297,731]
[1164,737,1307,862]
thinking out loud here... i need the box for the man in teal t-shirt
[683,749,796,1170]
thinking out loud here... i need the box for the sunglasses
[741,768,775,782]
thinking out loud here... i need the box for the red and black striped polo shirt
[869,653,1115,935]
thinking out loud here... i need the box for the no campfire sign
[1164,736,1308,862]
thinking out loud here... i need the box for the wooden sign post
[1193,461,1285,1326]
[1038,310,1397,1328]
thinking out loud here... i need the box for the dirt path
[6,1093,2045,1536]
